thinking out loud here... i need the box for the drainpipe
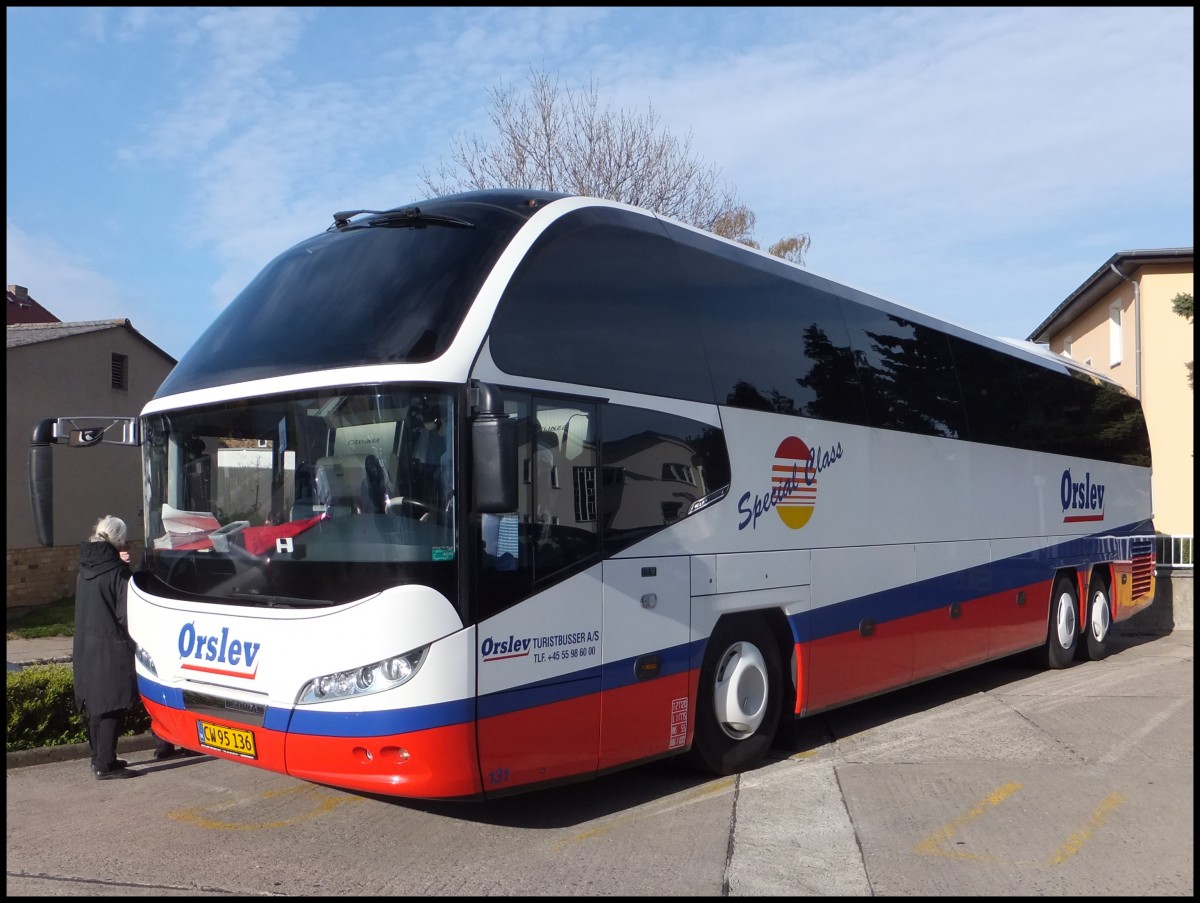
[1109,263,1141,399]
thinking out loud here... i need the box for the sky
[6,7,1194,363]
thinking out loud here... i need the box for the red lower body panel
[798,578,1052,715]
[143,698,484,799]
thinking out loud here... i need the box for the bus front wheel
[1080,574,1112,661]
[1045,574,1080,670]
[687,616,781,776]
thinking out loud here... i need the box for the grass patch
[8,596,75,639]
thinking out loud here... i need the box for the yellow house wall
[1047,263,1193,537]
[1139,269,1193,536]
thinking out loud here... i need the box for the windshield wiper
[228,591,333,608]
[330,206,474,231]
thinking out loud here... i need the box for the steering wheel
[384,496,440,521]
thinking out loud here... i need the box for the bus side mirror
[30,440,54,547]
[28,416,140,547]
[470,382,518,513]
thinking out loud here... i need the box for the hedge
[6,664,152,752]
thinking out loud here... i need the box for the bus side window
[599,403,732,556]
[532,402,599,581]
[476,395,533,619]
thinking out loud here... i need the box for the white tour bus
[30,189,1156,800]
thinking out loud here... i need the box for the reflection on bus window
[140,386,458,605]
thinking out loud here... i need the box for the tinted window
[490,208,714,401]
[948,336,1028,447]
[158,202,531,397]
[600,404,731,555]
[666,228,869,426]
[842,303,966,438]
[1074,374,1152,466]
[1016,365,1083,457]
[953,338,1151,465]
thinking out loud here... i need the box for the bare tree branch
[419,68,807,261]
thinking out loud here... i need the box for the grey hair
[90,515,128,549]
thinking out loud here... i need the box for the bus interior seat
[319,451,403,513]
[311,455,367,516]
[311,453,397,517]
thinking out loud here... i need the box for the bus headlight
[296,646,428,705]
[135,646,158,677]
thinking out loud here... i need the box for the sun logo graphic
[738,436,841,531]
[772,436,818,528]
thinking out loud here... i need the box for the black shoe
[154,746,183,760]
[110,758,128,769]
[95,767,137,780]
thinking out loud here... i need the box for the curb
[6,731,161,770]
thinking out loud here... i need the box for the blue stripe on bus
[795,521,1152,643]
[138,673,475,737]
[286,697,475,736]
[476,666,602,719]
[475,641,697,720]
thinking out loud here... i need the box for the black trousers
[87,708,126,772]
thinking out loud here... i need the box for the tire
[1045,574,1080,670]
[687,616,782,775]
[1079,574,1113,661]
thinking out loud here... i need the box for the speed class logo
[737,436,842,531]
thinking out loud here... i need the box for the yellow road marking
[915,782,1128,866]
[914,781,1023,862]
[1048,792,1127,864]
[168,784,364,830]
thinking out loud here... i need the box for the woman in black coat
[73,515,139,780]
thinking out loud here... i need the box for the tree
[420,68,810,264]
[1172,291,1193,389]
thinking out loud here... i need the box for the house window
[1062,335,1073,358]
[1109,301,1123,367]
[111,353,129,390]
[661,462,696,485]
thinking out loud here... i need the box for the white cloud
[5,222,126,323]
[7,6,1192,358]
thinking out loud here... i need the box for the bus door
[598,556,691,770]
[475,399,605,795]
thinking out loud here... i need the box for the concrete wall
[1122,568,1194,635]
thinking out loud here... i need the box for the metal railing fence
[1156,534,1194,569]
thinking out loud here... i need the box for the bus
[30,189,1157,800]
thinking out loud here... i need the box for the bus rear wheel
[687,616,781,776]
[1045,574,1080,669]
[1080,575,1112,661]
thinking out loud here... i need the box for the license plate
[197,720,258,759]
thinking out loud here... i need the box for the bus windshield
[139,385,456,607]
